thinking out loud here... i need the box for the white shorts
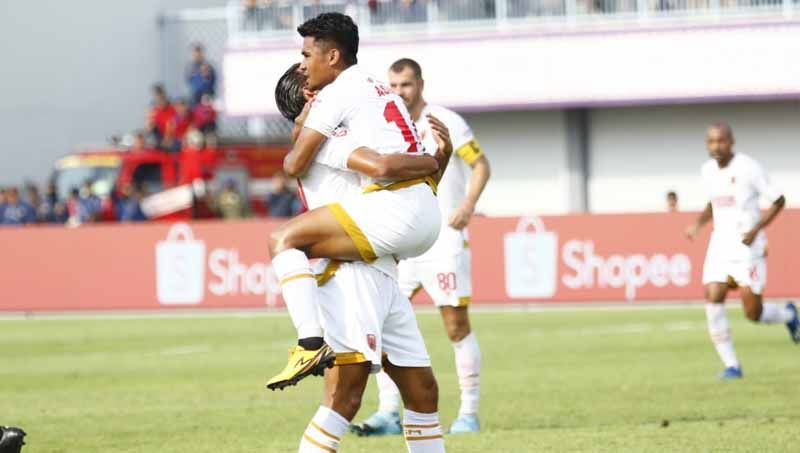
[329,182,441,262]
[316,261,431,371]
[702,235,767,295]
[398,249,472,308]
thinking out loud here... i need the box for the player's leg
[439,305,481,433]
[267,206,367,390]
[351,259,421,437]
[704,282,742,379]
[383,362,445,453]
[298,362,371,453]
[737,259,799,342]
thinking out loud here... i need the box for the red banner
[1,211,798,311]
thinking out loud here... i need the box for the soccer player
[265,13,452,391]
[352,58,491,435]
[686,122,798,379]
[274,63,447,453]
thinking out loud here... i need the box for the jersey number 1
[384,101,419,153]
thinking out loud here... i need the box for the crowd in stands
[1,43,301,227]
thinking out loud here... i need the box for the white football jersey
[297,127,397,279]
[304,65,425,190]
[701,153,782,243]
[414,104,484,259]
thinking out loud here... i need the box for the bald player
[686,122,798,379]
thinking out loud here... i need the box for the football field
[2,305,798,452]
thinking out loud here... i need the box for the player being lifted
[686,122,798,380]
[352,58,491,435]
[266,14,453,391]
[274,63,448,453]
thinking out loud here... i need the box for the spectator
[79,180,102,222]
[265,171,302,218]
[179,129,210,185]
[38,182,61,223]
[192,93,218,137]
[1,187,37,225]
[118,184,147,222]
[171,98,193,150]
[215,179,247,220]
[24,183,42,213]
[666,191,679,212]
[185,43,216,105]
[130,130,148,151]
[0,187,7,217]
[147,84,177,151]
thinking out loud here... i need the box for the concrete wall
[0,0,224,186]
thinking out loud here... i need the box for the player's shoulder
[426,104,469,128]
[700,159,716,174]
[733,152,759,167]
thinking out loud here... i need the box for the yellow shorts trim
[334,352,368,366]
[363,176,438,196]
[327,203,378,263]
[315,260,342,287]
[410,285,424,301]
[463,239,470,248]
[457,296,471,307]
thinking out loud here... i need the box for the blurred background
[1,0,798,228]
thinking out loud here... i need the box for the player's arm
[347,148,439,180]
[284,99,325,178]
[427,114,454,183]
[450,154,490,230]
[742,195,785,245]
[686,202,713,241]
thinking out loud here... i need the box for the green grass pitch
[1,306,798,452]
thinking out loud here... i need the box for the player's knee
[269,227,294,255]
[407,372,439,412]
[743,305,762,322]
[446,322,470,343]
[327,386,363,420]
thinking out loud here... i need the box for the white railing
[227,0,798,43]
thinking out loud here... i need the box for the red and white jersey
[304,65,426,189]
[701,153,782,245]
[413,104,484,259]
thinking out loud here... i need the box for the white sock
[376,370,402,414]
[453,332,481,417]
[299,406,349,453]
[273,249,322,340]
[403,409,445,453]
[759,303,794,324]
[705,303,740,368]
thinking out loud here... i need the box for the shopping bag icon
[156,223,206,305]
[504,217,558,298]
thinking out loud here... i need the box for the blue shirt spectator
[117,185,147,222]
[1,188,37,225]
[265,172,302,218]
[185,44,216,105]
[79,182,102,220]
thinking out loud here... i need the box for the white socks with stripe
[759,303,794,324]
[376,370,402,413]
[299,406,349,453]
[705,303,740,368]
[273,249,323,340]
[403,409,445,453]
[453,332,481,417]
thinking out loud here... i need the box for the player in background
[267,14,451,392]
[274,66,447,453]
[686,122,798,380]
[352,58,491,436]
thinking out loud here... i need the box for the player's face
[388,68,423,110]
[706,127,734,164]
[300,37,336,91]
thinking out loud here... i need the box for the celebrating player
[352,58,491,435]
[686,122,798,380]
[274,62,447,453]
[266,14,454,391]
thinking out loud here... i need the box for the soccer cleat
[785,302,799,344]
[718,366,743,380]
[266,344,335,391]
[350,411,402,437]
[0,426,27,453]
[449,414,480,434]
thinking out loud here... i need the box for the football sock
[376,370,402,414]
[705,303,740,368]
[272,249,323,345]
[759,303,794,324]
[453,332,481,417]
[299,406,349,453]
[403,409,445,453]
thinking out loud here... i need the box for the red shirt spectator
[192,94,217,133]
[172,99,193,141]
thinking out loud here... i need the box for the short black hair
[275,63,307,122]
[666,191,678,199]
[390,58,423,80]
[297,13,359,66]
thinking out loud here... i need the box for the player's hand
[449,202,474,230]
[427,114,453,159]
[742,228,759,246]
[685,224,700,241]
[295,95,315,128]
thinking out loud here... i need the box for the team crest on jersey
[366,334,376,351]
[332,127,348,137]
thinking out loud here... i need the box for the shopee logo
[561,239,691,300]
